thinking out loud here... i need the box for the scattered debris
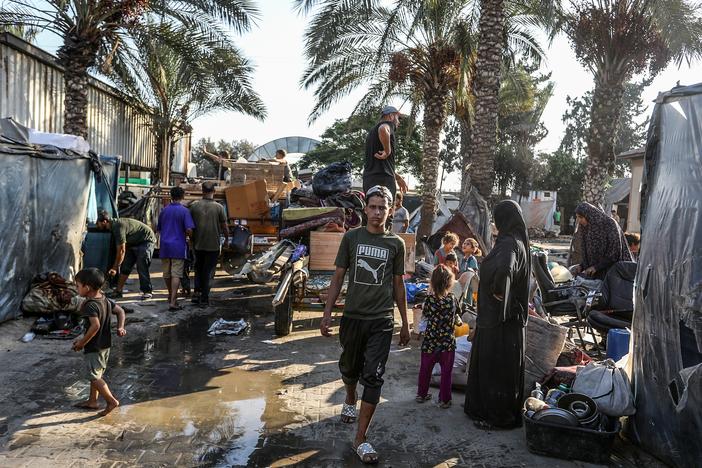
[207,318,249,336]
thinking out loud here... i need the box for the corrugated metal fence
[0,33,160,169]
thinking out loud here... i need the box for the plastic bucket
[606,328,630,361]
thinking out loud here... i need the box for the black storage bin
[523,413,620,464]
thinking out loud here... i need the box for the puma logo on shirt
[355,244,389,286]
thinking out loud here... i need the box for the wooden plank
[310,231,416,273]
[309,232,344,271]
[398,233,416,273]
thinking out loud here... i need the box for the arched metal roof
[247,136,320,161]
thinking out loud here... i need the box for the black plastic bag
[312,161,353,197]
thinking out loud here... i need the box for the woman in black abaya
[465,200,530,429]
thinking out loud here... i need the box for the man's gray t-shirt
[334,227,405,320]
[189,199,226,251]
[392,206,409,233]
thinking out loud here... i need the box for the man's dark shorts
[338,316,394,405]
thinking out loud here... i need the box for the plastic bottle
[530,382,544,401]
[545,388,565,406]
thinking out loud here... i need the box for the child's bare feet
[98,399,119,417]
[73,401,99,410]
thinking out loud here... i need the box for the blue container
[606,328,630,361]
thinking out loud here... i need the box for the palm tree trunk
[459,116,472,195]
[417,91,449,240]
[58,38,99,138]
[582,77,626,206]
[467,0,505,200]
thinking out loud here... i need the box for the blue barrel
[607,328,630,361]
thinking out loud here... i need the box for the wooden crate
[221,161,287,193]
[309,231,416,272]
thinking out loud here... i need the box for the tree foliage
[559,80,650,176]
[0,0,260,137]
[493,64,553,196]
[104,21,265,180]
[558,0,702,204]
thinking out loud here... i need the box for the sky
[186,0,701,189]
[32,0,702,189]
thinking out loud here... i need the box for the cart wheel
[274,285,294,337]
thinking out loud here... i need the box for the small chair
[531,252,594,349]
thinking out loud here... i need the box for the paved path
[0,266,658,467]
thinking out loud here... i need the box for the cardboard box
[225,180,269,219]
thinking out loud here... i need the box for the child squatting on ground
[416,264,461,408]
[72,267,127,416]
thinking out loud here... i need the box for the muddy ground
[0,261,661,467]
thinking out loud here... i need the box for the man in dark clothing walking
[363,106,408,199]
[189,181,229,307]
[320,185,410,464]
[96,211,156,300]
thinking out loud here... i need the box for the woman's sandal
[355,441,379,464]
[439,400,452,409]
[415,394,432,403]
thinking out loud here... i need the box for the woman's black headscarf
[494,200,530,249]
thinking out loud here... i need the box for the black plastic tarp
[629,83,702,467]
[0,130,92,323]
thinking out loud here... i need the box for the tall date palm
[561,0,702,205]
[105,23,266,183]
[0,0,259,139]
[297,0,474,239]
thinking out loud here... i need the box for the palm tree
[561,0,702,205]
[454,1,549,199]
[0,24,37,42]
[469,0,507,200]
[296,0,474,239]
[463,0,559,201]
[105,23,265,183]
[0,0,258,138]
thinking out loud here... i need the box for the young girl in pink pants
[416,264,460,408]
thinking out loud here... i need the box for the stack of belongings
[21,272,85,339]
[286,161,366,237]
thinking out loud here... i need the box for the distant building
[512,190,558,231]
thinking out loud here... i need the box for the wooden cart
[271,231,416,336]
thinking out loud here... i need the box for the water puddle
[106,311,295,466]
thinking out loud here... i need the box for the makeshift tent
[512,190,558,231]
[0,119,103,323]
[629,83,702,467]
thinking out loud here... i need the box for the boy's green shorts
[84,348,110,381]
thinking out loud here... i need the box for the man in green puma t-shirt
[320,185,409,464]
